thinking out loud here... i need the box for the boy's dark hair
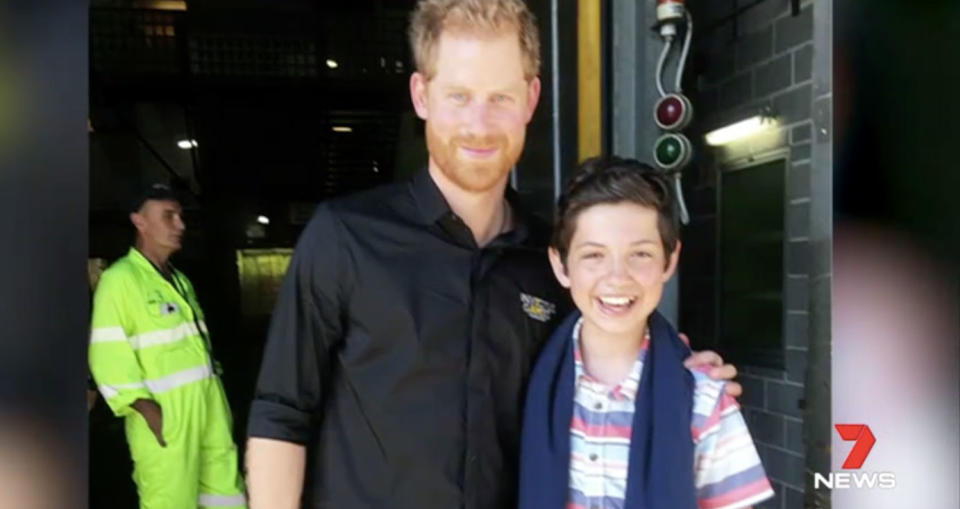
[551,156,680,264]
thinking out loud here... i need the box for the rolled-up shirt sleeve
[247,204,346,444]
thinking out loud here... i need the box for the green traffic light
[656,136,682,166]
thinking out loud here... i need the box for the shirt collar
[408,167,533,247]
[410,167,451,226]
[128,246,159,271]
[128,247,179,281]
[571,317,650,402]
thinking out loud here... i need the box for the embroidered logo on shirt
[520,293,556,322]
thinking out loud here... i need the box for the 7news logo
[814,424,897,489]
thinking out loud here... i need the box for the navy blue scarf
[518,311,698,509]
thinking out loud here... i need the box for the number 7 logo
[835,424,876,469]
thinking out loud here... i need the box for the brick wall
[678,2,827,508]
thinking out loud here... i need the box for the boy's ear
[547,247,571,289]
[662,240,682,282]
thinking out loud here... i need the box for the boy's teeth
[600,297,632,306]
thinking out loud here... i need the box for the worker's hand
[86,389,98,413]
[132,399,166,447]
[683,349,743,398]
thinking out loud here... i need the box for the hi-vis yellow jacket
[89,247,216,417]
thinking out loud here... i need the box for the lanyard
[140,251,216,361]
[169,270,215,358]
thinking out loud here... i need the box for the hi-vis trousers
[124,370,246,509]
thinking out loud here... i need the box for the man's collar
[503,185,533,246]
[410,167,451,225]
[128,246,155,269]
[409,167,535,246]
[128,247,175,277]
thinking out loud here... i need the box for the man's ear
[129,211,146,234]
[410,72,429,120]
[524,76,542,123]
[548,247,571,289]
[662,240,682,282]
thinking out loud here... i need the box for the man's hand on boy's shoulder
[679,334,743,398]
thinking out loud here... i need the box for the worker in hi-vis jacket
[89,183,246,509]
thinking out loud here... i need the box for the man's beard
[426,123,523,193]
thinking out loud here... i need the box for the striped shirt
[568,318,774,509]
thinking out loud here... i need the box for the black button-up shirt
[248,169,570,509]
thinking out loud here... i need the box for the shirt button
[589,453,598,462]
[593,402,603,411]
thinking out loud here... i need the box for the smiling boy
[519,157,774,509]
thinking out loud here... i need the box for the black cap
[131,183,180,212]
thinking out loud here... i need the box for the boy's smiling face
[549,202,680,341]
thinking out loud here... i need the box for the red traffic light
[656,96,683,126]
[654,93,693,131]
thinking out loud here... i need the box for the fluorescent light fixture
[133,1,187,11]
[332,126,352,133]
[705,115,776,146]
[177,139,198,149]
[326,59,339,69]
[257,215,270,225]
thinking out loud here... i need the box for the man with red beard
[244,2,741,508]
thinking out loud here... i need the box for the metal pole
[551,0,562,202]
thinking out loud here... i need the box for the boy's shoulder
[687,366,740,440]
[688,365,727,402]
